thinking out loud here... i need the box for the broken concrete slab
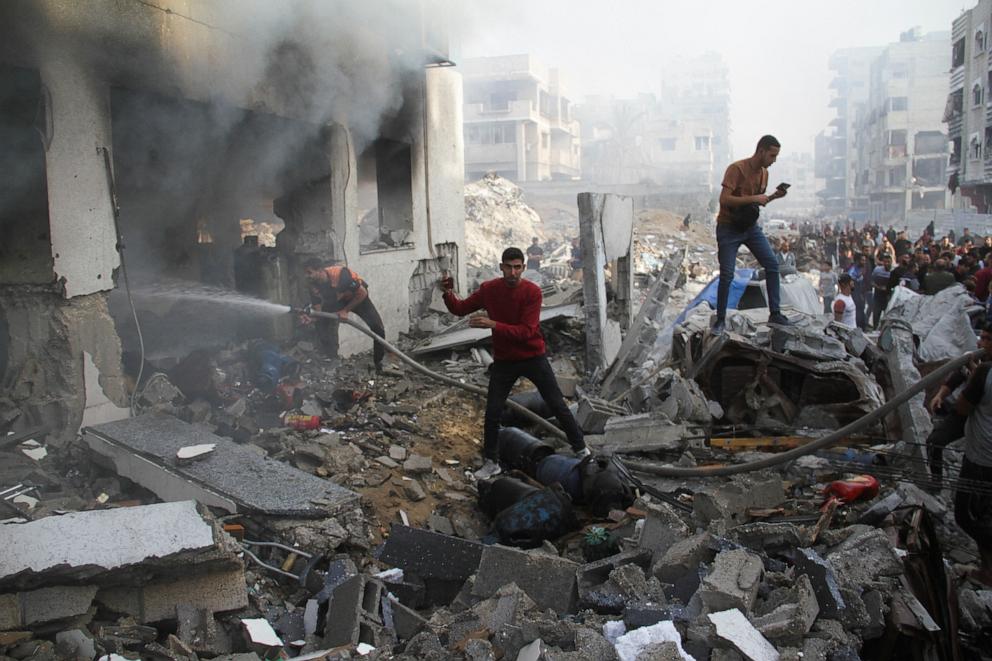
[877,322,933,468]
[323,574,383,649]
[576,397,628,435]
[377,525,485,606]
[0,585,98,629]
[471,545,579,614]
[601,253,684,400]
[55,629,96,660]
[825,528,903,586]
[708,608,779,661]
[698,549,763,615]
[793,548,845,619]
[83,414,358,517]
[0,500,237,590]
[652,532,716,584]
[638,502,692,559]
[594,415,687,454]
[95,566,248,623]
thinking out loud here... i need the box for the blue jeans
[716,223,781,320]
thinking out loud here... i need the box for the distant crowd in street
[807,221,992,330]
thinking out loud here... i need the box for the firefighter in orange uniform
[303,258,386,372]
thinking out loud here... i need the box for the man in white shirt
[833,274,857,328]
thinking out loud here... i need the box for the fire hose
[293,308,568,443]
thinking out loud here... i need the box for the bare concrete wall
[0,288,127,443]
[335,67,465,357]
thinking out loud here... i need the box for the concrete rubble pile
[464,173,557,272]
[3,186,988,660]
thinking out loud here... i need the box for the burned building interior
[0,1,989,661]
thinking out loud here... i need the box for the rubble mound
[464,173,544,268]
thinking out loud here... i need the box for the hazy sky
[457,0,961,158]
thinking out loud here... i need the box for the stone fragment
[698,549,763,614]
[176,443,216,463]
[613,620,695,661]
[693,484,748,528]
[95,567,248,623]
[708,608,780,661]
[389,445,408,461]
[403,453,433,474]
[376,455,399,468]
[638,502,692,558]
[472,545,579,613]
[826,528,903,585]
[652,532,715,584]
[377,525,484,605]
[794,548,845,618]
[20,585,98,627]
[55,628,96,660]
[403,479,427,502]
[427,514,455,536]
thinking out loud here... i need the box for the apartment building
[575,94,714,193]
[946,0,992,212]
[660,52,733,175]
[0,0,465,441]
[769,152,818,218]
[852,28,950,223]
[462,55,581,182]
[815,46,882,218]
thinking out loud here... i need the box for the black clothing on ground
[926,412,967,480]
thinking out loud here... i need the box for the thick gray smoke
[0,0,448,279]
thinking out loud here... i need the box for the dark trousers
[852,290,867,329]
[926,412,967,480]
[317,297,386,368]
[823,296,834,315]
[716,223,781,321]
[483,355,584,460]
[955,457,992,552]
[871,290,889,328]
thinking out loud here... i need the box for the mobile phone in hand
[776,182,791,191]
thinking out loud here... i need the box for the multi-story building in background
[575,94,714,193]
[815,46,882,218]
[946,1,992,212]
[853,28,950,223]
[660,52,733,175]
[461,54,581,182]
[768,152,818,218]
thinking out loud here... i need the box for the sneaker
[711,319,726,336]
[473,459,503,480]
[574,447,592,459]
[767,312,794,327]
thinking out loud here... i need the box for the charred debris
[2,180,988,661]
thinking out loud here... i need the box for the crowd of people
[809,222,992,329]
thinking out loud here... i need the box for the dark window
[888,97,909,112]
[953,38,966,68]
[914,130,947,155]
[360,138,414,252]
[694,136,710,150]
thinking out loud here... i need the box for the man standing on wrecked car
[712,135,791,335]
[439,247,588,479]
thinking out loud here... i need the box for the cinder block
[20,585,98,626]
[472,545,579,614]
[698,549,763,614]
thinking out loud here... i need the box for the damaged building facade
[0,0,466,443]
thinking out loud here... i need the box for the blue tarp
[673,268,755,327]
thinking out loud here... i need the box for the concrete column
[516,123,527,181]
[577,192,632,375]
[41,56,118,298]
[327,123,353,263]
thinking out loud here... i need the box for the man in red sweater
[440,247,588,479]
